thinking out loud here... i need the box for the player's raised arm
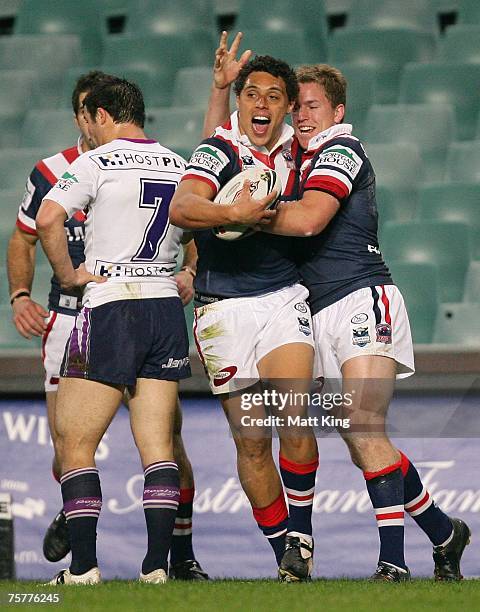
[203,31,252,137]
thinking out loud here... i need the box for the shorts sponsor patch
[161,356,190,369]
[213,365,238,387]
[190,145,229,173]
[351,312,368,324]
[294,302,308,314]
[352,326,370,347]
[316,145,362,180]
[376,323,392,344]
[297,316,311,336]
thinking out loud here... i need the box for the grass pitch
[1,579,479,612]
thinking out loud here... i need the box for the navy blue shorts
[61,297,191,386]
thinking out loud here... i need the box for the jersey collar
[230,110,294,154]
[305,123,353,152]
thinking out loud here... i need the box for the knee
[236,439,271,468]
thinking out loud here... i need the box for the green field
[1,580,480,612]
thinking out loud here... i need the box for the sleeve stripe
[36,160,57,186]
[181,171,219,193]
[308,168,352,191]
[304,175,350,200]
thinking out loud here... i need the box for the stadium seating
[364,143,424,220]
[0,306,39,349]
[364,103,456,181]
[239,30,319,66]
[328,28,436,103]
[20,110,78,149]
[101,33,216,107]
[13,0,103,65]
[125,0,218,36]
[0,70,36,148]
[444,141,480,183]
[346,0,439,32]
[458,0,480,24]
[433,303,480,344]
[437,25,480,63]
[0,148,55,191]
[0,190,23,227]
[0,35,82,108]
[172,67,215,110]
[464,261,480,302]
[376,186,398,230]
[30,265,53,306]
[234,0,328,59]
[145,108,205,156]
[399,62,480,141]
[381,220,471,302]
[388,261,439,343]
[333,63,378,138]
[417,183,480,259]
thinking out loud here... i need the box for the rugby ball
[212,167,281,241]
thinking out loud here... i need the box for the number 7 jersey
[44,138,185,308]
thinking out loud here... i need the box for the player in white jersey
[36,77,191,585]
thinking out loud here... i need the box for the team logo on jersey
[352,326,370,347]
[190,145,229,173]
[281,148,295,169]
[317,145,362,180]
[213,366,238,386]
[376,323,392,344]
[241,155,255,166]
[297,317,311,336]
[294,302,308,314]
[56,171,79,191]
[351,313,368,324]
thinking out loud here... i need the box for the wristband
[180,266,196,279]
[10,290,30,305]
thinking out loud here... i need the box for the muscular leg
[46,391,61,480]
[128,378,180,575]
[55,377,123,575]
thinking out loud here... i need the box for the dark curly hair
[71,71,117,115]
[234,55,299,103]
[83,77,146,128]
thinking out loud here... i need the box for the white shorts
[42,311,76,392]
[193,284,314,394]
[313,285,415,380]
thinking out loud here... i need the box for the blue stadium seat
[437,25,480,64]
[14,0,103,65]
[125,0,217,36]
[0,70,35,148]
[444,141,480,183]
[239,29,320,66]
[346,0,439,32]
[418,182,480,259]
[433,303,480,344]
[458,0,480,24]
[389,261,439,343]
[364,143,423,220]
[20,110,78,149]
[172,67,215,110]
[464,261,480,302]
[364,103,456,181]
[399,62,480,141]
[235,0,328,59]
[0,190,23,228]
[0,306,40,349]
[0,35,82,108]
[328,28,436,103]
[31,265,53,307]
[145,108,205,157]
[381,220,471,302]
[0,148,56,191]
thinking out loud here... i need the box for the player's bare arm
[36,199,105,289]
[7,227,49,338]
[203,31,251,137]
[265,190,340,237]
[175,239,197,306]
[169,178,276,230]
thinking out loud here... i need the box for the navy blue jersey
[294,124,392,314]
[182,112,299,298]
[17,144,85,315]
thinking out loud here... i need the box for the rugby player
[204,34,471,581]
[7,72,207,581]
[35,77,193,585]
[170,47,319,582]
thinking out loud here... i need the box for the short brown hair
[296,64,347,109]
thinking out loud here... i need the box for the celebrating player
[170,48,319,582]
[36,77,192,585]
[204,33,470,582]
[7,72,207,581]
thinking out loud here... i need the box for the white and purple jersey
[45,138,185,308]
[17,140,85,315]
[182,111,300,299]
[294,124,392,314]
